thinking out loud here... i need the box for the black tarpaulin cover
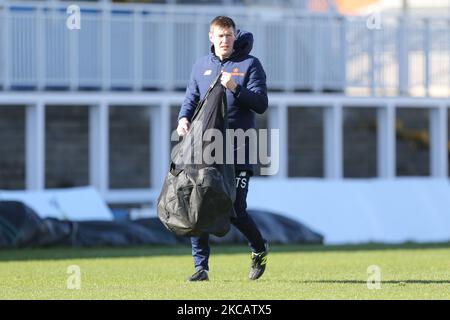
[0,201,324,248]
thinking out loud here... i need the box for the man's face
[209,25,235,59]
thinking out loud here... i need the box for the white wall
[248,178,450,244]
[0,187,113,220]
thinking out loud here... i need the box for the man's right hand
[176,117,190,136]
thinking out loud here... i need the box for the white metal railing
[0,92,448,205]
[0,1,449,96]
[0,0,322,9]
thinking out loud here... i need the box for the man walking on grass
[177,16,269,281]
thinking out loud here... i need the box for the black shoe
[249,243,269,280]
[187,269,209,282]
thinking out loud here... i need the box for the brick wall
[0,106,26,189]
[396,108,429,176]
[109,106,151,189]
[45,106,89,188]
[288,107,324,177]
[343,108,377,178]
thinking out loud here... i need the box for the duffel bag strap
[169,161,183,176]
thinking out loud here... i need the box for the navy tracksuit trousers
[190,170,267,271]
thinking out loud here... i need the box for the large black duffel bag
[157,74,236,237]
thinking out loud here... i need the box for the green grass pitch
[0,243,449,299]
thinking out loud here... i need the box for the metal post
[36,7,45,90]
[313,17,323,93]
[430,105,448,178]
[377,103,396,178]
[268,103,288,179]
[89,102,109,195]
[2,2,10,90]
[397,16,409,95]
[369,23,376,96]
[150,103,171,189]
[26,102,46,190]
[133,8,143,91]
[69,10,79,91]
[165,10,174,91]
[324,102,343,179]
[102,2,111,91]
[340,16,347,93]
[424,18,431,96]
[284,19,295,92]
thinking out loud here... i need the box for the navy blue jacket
[178,30,269,173]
